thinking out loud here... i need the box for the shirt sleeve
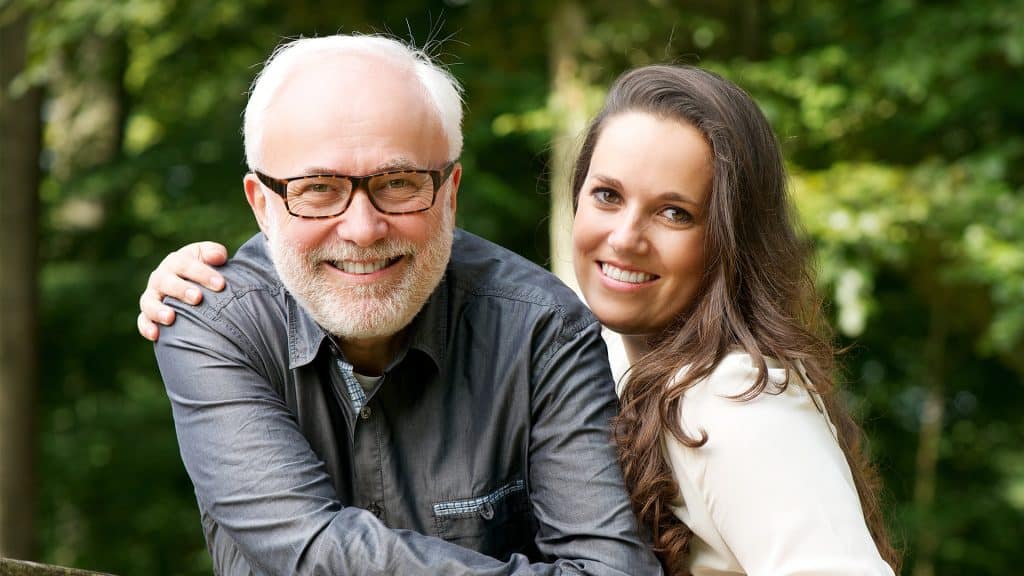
[200,509,254,575]
[664,355,895,576]
[528,316,665,576]
[155,294,617,576]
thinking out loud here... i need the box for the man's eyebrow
[373,158,420,172]
[296,158,420,177]
[298,166,343,176]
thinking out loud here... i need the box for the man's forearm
[527,319,663,576]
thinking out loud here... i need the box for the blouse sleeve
[664,354,894,576]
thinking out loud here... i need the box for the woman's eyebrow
[591,174,701,206]
[591,174,624,188]
[658,191,701,207]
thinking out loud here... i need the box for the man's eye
[386,178,414,189]
[372,174,425,194]
[293,179,343,196]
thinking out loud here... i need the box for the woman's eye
[591,188,620,205]
[661,206,693,224]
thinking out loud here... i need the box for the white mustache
[304,240,415,264]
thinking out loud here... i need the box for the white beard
[268,198,454,340]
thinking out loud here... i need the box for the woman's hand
[138,241,228,341]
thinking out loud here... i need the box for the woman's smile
[599,261,659,286]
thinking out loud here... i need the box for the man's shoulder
[158,233,297,376]
[180,233,286,321]
[448,229,595,329]
[222,232,281,286]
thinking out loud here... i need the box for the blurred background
[1,0,1022,574]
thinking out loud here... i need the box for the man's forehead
[264,54,427,122]
[283,51,412,89]
[257,53,447,176]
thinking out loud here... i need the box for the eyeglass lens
[287,171,435,216]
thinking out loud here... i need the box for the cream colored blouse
[652,352,894,576]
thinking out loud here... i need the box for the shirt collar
[286,271,449,373]
[404,272,447,371]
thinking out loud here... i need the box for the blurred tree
[10,0,1024,574]
[547,0,589,289]
[0,3,42,560]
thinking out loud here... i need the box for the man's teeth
[601,263,655,284]
[335,258,394,274]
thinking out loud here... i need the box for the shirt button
[479,501,495,520]
[359,406,372,420]
[367,503,382,518]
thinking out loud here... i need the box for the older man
[149,34,659,575]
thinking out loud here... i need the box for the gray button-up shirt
[155,229,661,575]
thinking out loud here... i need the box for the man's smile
[329,256,403,275]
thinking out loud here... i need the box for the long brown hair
[572,65,900,574]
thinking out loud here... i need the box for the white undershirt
[352,372,383,393]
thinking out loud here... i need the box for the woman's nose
[606,215,648,255]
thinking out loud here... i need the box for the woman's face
[572,111,712,336]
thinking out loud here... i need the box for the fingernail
[186,288,200,303]
[160,311,173,323]
[211,277,224,290]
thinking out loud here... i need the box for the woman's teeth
[601,263,655,284]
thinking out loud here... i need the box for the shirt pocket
[431,478,534,560]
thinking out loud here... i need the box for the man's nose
[336,190,388,247]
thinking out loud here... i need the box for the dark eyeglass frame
[254,161,457,219]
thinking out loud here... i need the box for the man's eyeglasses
[254,162,456,219]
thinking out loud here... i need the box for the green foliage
[724,2,1024,574]
[14,0,1024,574]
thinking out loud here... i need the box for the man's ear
[244,174,271,234]
[446,162,462,218]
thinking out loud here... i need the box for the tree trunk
[911,294,948,576]
[546,0,589,292]
[739,0,762,59]
[0,10,42,560]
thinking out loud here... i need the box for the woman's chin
[596,316,658,338]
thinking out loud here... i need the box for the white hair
[243,34,464,170]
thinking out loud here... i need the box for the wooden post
[0,557,115,576]
[0,9,42,560]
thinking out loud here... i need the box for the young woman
[569,65,899,575]
[138,64,900,575]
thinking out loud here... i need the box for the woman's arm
[665,354,894,575]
